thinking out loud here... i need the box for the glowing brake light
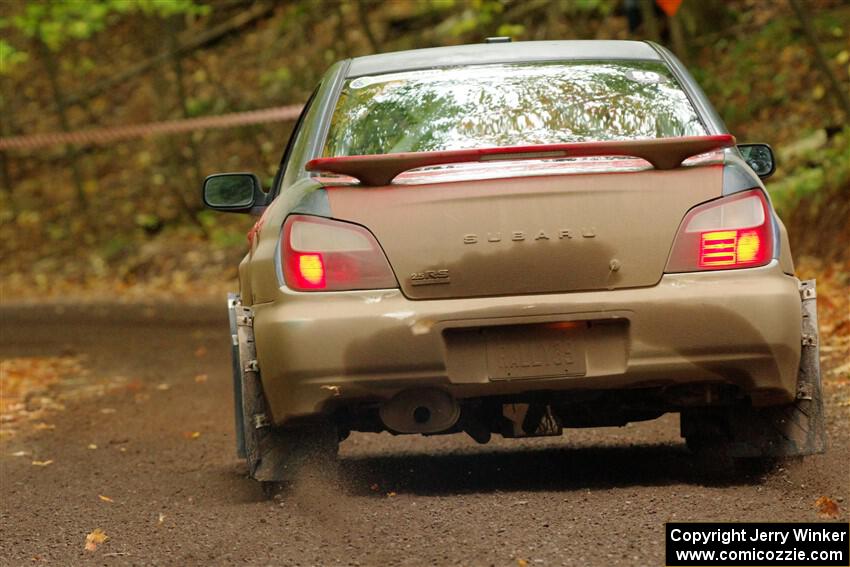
[700,230,737,266]
[699,229,762,267]
[666,189,772,272]
[297,253,325,287]
[281,215,397,291]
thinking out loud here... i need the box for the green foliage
[198,210,246,249]
[4,0,209,51]
[260,66,295,99]
[210,226,248,249]
[694,18,792,128]
[496,23,525,39]
[261,67,292,87]
[566,0,616,16]
[100,235,134,261]
[769,128,850,218]
[695,7,849,140]
[0,39,29,75]
[185,96,215,118]
[443,0,504,37]
[134,213,162,231]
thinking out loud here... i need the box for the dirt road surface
[1,303,847,566]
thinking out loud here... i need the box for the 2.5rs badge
[410,269,451,286]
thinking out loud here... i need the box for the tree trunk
[788,0,850,120]
[640,0,660,41]
[193,56,267,165]
[167,16,207,230]
[143,19,204,229]
[669,11,687,62]
[0,150,10,199]
[335,2,351,57]
[356,0,381,53]
[35,38,88,211]
[0,81,17,211]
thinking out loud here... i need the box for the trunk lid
[324,163,723,299]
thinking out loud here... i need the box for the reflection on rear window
[324,61,706,157]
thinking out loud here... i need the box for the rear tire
[684,426,775,477]
[258,424,339,497]
[251,422,339,489]
[682,396,822,475]
[733,456,778,477]
[681,279,826,470]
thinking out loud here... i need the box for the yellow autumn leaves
[84,528,108,552]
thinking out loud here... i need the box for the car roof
[346,40,662,77]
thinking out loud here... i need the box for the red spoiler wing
[305,134,735,186]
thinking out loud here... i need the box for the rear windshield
[323,61,706,157]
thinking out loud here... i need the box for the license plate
[484,324,586,380]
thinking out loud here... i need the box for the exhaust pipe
[379,389,460,434]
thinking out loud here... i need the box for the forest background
[0,0,847,336]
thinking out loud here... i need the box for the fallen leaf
[11,451,29,457]
[815,496,840,519]
[33,423,55,431]
[194,346,207,358]
[31,460,53,467]
[98,495,114,503]
[100,408,116,414]
[517,559,529,567]
[157,512,165,525]
[84,528,108,552]
[183,431,201,439]
[155,383,170,391]
[87,444,97,450]
[193,374,208,383]
[387,491,397,497]
[0,356,83,420]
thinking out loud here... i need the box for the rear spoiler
[305,134,736,186]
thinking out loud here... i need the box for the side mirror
[737,143,776,179]
[202,173,264,213]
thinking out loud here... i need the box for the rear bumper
[252,262,802,425]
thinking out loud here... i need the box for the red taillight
[281,215,397,291]
[666,189,772,272]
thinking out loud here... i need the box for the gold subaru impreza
[204,40,825,485]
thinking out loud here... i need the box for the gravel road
[1,302,847,566]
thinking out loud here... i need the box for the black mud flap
[684,279,827,459]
